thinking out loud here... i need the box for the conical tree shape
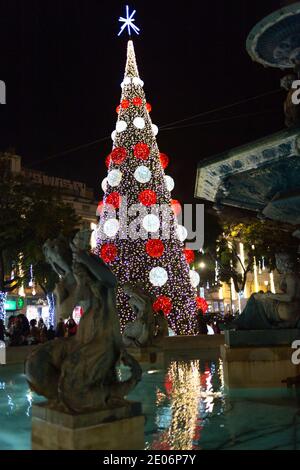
[125,40,140,78]
[96,40,199,335]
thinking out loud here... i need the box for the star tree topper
[118,5,140,36]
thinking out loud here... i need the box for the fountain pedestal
[221,329,300,388]
[31,401,144,450]
[126,346,164,367]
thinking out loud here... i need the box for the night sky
[0,0,286,214]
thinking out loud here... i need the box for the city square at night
[1,0,300,461]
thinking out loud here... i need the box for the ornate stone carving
[122,284,156,347]
[25,231,142,413]
[230,252,300,330]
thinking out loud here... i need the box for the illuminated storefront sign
[4,299,17,311]
[4,297,25,311]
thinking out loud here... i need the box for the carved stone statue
[122,283,156,348]
[25,231,142,413]
[231,252,300,330]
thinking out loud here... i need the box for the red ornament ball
[116,105,120,114]
[183,248,195,264]
[110,147,127,165]
[146,239,164,258]
[146,103,152,112]
[121,99,130,109]
[100,243,117,263]
[153,296,172,315]
[134,143,150,160]
[96,200,104,216]
[132,97,143,106]
[171,199,182,216]
[105,154,111,168]
[159,153,169,169]
[106,192,122,209]
[196,297,208,313]
[138,189,157,207]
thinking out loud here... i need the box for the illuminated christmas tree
[96,40,200,335]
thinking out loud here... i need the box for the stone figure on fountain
[230,252,300,330]
[25,230,142,413]
[122,283,156,348]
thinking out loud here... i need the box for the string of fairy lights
[96,40,202,334]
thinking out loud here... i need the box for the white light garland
[152,124,158,136]
[133,117,145,129]
[176,225,188,242]
[101,177,108,192]
[107,169,122,187]
[134,165,152,183]
[149,267,168,287]
[189,270,200,288]
[103,219,120,238]
[164,175,175,192]
[116,120,127,132]
[142,214,160,232]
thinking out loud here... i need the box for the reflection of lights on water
[0,382,5,390]
[201,367,215,414]
[26,391,32,404]
[218,359,225,391]
[205,369,212,391]
[117,368,122,380]
[148,370,160,375]
[156,406,172,430]
[26,390,33,416]
[7,394,14,411]
[151,360,225,450]
[156,389,166,406]
[157,361,201,450]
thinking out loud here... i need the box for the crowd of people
[0,314,78,346]
[0,309,234,346]
[196,310,237,334]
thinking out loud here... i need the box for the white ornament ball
[164,175,175,192]
[134,165,152,183]
[116,120,127,133]
[103,218,120,238]
[133,117,145,129]
[142,214,160,232]
[152,124,159,136]
[133,77,144,87]
[111,130,116,141]
[121,76,131,88]
[149,267,168,287]
[176,225,188,242]
[101,177,108,192]
[107,169,122,187]
[189,270,200,288]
